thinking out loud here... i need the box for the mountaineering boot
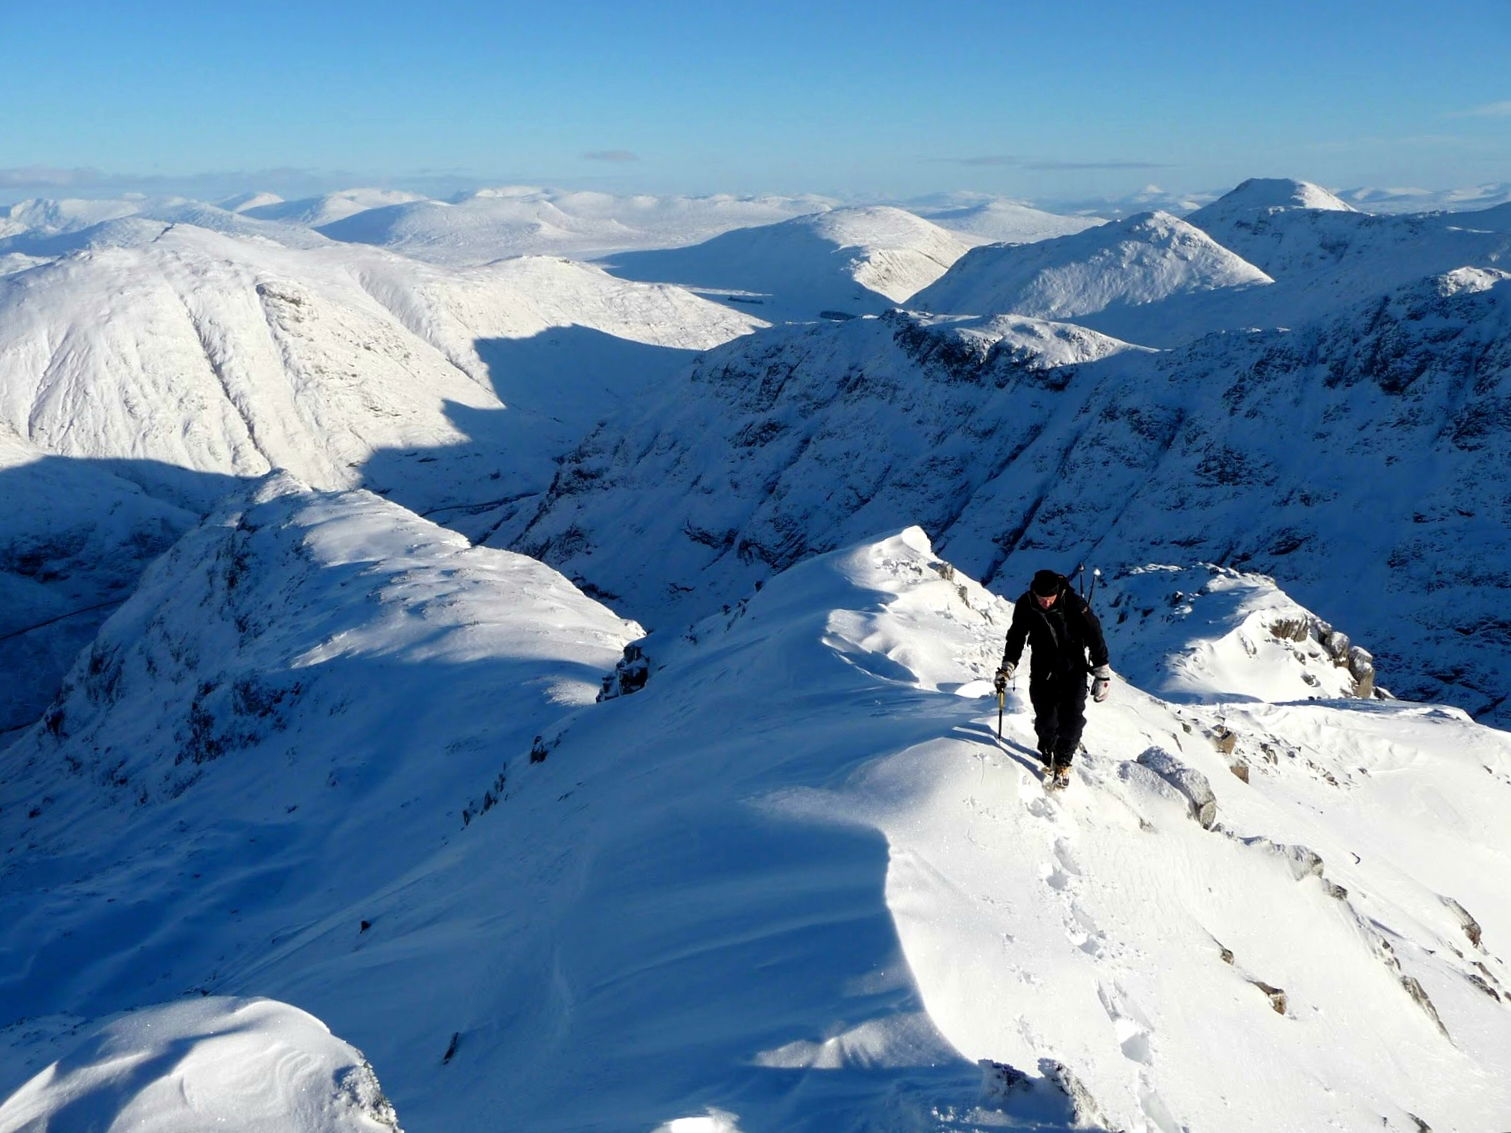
[1053,762,1071,789]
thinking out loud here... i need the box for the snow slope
[600,206,971,323]
[0,426,196,734]
[509,274,1511,723]
[3,512,1507,1131]
[219,191,286,213]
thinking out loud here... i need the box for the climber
[994,569,1112,788]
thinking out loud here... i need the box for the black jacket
[1002,581,1109,680]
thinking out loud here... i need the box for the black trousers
[1029,673,1088,764]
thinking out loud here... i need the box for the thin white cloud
[582,150,640,163]
[0,166,106,188]
[928,155,1170,171]
[930,155,1021,167]
[1026,160,1172,171]
[1453,99,1511,118]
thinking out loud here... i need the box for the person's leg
[1029,677,1059,765]
[1054,677,1089,765]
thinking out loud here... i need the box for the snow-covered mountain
[912,180,1511,348]
[1335,181,1511,214]
[0,216,762,505]
[3,501,1507,1131]
[218,190,287,213]
[902,195,1106,246]
[1183,178,1511,305]
[505,308,1142,617]
[1194,176,1357,218]
[242,188,430,228]
[0,197,144,239]
[0,217,760,735]
[311,186,842,265]
[509,270,1511,723]
[600,206,971,322]
[909,210,1273,344]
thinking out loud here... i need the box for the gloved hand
[994,663,1015,693]
[1091,665,1112,703]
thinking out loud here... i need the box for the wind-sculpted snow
[0,998,402,1132]
[600,206,970,323]
[5,520,1507,1131]
[512,275,1511,724]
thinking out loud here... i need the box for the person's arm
[1074,595,1109,670]
[1001,598,1028,670]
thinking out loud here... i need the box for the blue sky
[3,0,1508,205]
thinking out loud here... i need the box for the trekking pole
[997,686,1005,740]
[1087,566,1101,608]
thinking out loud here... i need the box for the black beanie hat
[1031,570,1062,596]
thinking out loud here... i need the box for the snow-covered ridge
[4,518,1507,1130]
[2,473,638,834]
[1107,564,1377,704]
[242,188,429,228]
